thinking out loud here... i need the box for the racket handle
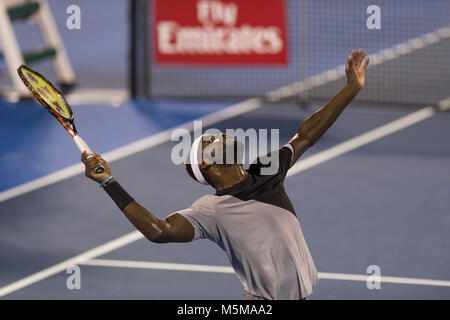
[73,135,105,174]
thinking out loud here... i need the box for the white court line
[0,231,144,298]
[82,259,450,288]
[287,106,436,177]
[1,88,129,107]
[83,259,235,274]
[66,89,130,107]
[0,98,262,203]
[437,97,450,111]
[319,272,450,287]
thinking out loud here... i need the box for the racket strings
[19,66,73,121]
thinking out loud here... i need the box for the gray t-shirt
[178,145,318,299]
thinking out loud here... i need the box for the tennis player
[82,49,369,300]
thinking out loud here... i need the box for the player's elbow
[148,235,164,243]
[145,231,168,243]
[142,220,169,243]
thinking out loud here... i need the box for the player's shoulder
[248,145,293,176]
[191,194,219,211]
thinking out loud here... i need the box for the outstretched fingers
[361,56,370,72]
[346,50,356,71]
[349,49,369,70]
[357,49,366,67]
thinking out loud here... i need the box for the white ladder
[0,0,75,96]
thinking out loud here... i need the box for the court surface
[0,97,449,299]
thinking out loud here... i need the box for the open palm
[345,49,369,89]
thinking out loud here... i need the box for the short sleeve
[279,144,294,176]
[248,144,294,179]
[176,199,217,241]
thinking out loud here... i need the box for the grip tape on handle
[73,135,105,174]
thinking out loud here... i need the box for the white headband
[189,135,209,185]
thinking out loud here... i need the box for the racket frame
[17,65,104,174]
[18,65,78,136]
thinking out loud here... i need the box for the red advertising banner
[153,0,288,66]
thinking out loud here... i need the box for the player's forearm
[122,202,168,242]
[298,83,361,145]
[103,179,166,242]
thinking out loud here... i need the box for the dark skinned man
[82,49,369,300]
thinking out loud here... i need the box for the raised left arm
[287,49,369,166]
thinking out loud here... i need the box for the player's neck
[212,165,248,191]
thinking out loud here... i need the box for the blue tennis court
[0,0,449,300]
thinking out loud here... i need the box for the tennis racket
[17,65,104,174]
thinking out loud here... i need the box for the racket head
[17,65,74,122]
